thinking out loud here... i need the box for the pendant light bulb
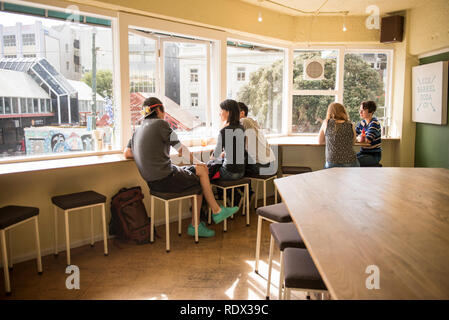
[258,11,263,22]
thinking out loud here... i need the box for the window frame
[289,46,393,136]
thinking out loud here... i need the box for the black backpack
[109,186,154,244]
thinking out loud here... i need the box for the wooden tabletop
[274,168,449,299]
[267,136,370,147]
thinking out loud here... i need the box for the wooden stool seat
[211,178,250,188]
[0,205,42,295]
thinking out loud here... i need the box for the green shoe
[188,223,215,238]
[212,206,239,224]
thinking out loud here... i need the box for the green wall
[414,51,449,168]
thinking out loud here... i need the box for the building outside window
[22,33,36,46]
[190,92,198,107]
[237,67,246,81]
[3,35,16,47]
[190,68,198,82]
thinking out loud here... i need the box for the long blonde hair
[326,102,349,122]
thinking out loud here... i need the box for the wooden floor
[0,199,308,300]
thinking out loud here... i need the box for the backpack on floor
[109,186,153,244]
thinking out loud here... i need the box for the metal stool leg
[255,215,262,274]
[246,184,250,226]
[34,216,42,274]
[165,201,170,253]
[90,207,94,247]
[254,180,259,209]
[101,203,108,256]
[274,184,278,204]
[1,229,11,295]
[279,250,284,299]
[7,230,12,270]
[54,206,58,256]
[64,210,71,266]
[223,188,227,232]
[150,196,155,243]
[263,180,267,207]
[266,235,274,299]
[193,195,198,244]
[178,199,182,236]
[208,206,212,225]
[231,188,235,219]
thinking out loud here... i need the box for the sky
[0,12,65,28]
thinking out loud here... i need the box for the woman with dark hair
[211,99,246,180]
[355,100,382,166]
[124,97,239,238]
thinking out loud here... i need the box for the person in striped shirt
[355,101,382,166]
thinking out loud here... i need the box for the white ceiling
[241,0,428,16]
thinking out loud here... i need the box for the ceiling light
[258,12,263,22]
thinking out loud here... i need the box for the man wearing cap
[124,97,238,238]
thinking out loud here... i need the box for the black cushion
[361,163,383,167]
[270,222,305,250]
[211,178,250,188]
[283,248,327,291]
[150,186,202,200]
[0,206,39,229]
[52,191,106,210]
[256,203,292,223]
[246,173,277,180]
[281,166,312,175]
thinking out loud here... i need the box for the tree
[81,70,113,98]
[236,52,385,133]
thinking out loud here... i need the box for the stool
[283,248,327,300]
[281,166,312,176]
[52,190,108,266]
[208,178,250,231]
[254,203,292,275]
[150,186,201,252]
[267,222,306,299]
[246,173,278,209]
[0,206,42,295]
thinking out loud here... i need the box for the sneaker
[187,223,215,238]
[212,206,239,224]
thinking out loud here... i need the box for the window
[4,55,17,59]
[22,33,36,46]
[3,35,16,47]
[0,97,4,114]
[292,49,338,133]
[190,93,198,107]
[237,67,246,81]
[128,29,210,138]
[20,98,27,113]
[0,7,117,159]
[291,48,391,135]
[190,68,198,82]
[343,51,391,135]
[227,40,284,134]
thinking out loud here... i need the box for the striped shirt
[356,117,382,153]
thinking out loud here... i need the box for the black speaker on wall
[380,15,404,43]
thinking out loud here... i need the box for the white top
[241,117,276,165]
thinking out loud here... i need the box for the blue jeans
[357,152,381,167]
[219,166,244,180]
[324,160,360,169]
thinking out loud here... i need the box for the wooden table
[274,168,449,299]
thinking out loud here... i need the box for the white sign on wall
[412,61,448,125]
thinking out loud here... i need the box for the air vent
[303,58,325,80]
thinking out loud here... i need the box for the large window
[291,48,391,134]
[0,6,117,159]
[227,40,284,134]
[128,28,210,138]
